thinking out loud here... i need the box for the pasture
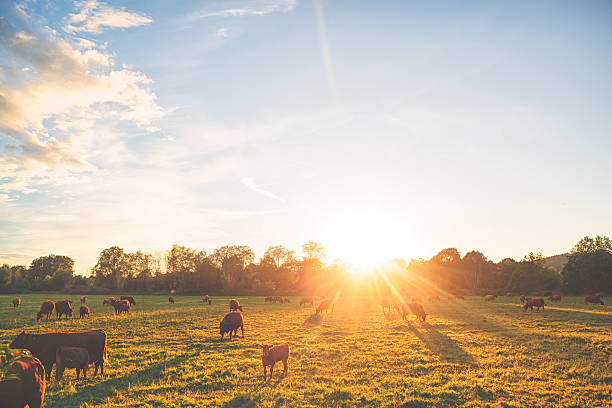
[0,294,610,407]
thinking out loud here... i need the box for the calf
[36,301,55,321]
[168,296,175,304]
[13,297,21,308]
[10,330,107,381]
[55,300,73,320]
[80,296,87,304]
[584,295,604,305]
[403,303,427,322]
[220,312,244,340]
[261,344,290,381]
[523,298,545,311]
[229,299,243,312]
[0,356,45,408]
[111,300,130,314]
[484,295,496,301]
[79,306,90,318]
[120,296,136,305]
[56,347,90,381]
[548,295,562,302]
[316,299,334,314]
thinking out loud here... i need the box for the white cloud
[0,13,165,194]
[242,177,285,202]
[186,0,296,20]
[64,0,152,34]
[215,28,229,38]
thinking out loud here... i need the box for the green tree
[0,265,11,289]
[29,255,74,281]
[563,235,612,294]
[92,246,130,289]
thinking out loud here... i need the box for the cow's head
[10,331,31,349]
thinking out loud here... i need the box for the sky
[1,0,611,274]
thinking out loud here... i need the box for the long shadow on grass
[406,322,475,364]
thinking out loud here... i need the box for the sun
[319,208,411,274]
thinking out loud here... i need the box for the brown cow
[10,329,107,382]
[520,295,526,304]
[524,298,545,311]
[55,347,90,381]
[13,297,21,308]
[0,356,46,408]
[584,295,604,305]
[284,298,291,303]
[102,297,116,306]
[261,344,290,381]
[484,295,496,301]
[380,298,393,313]
[548,295,562,302]
[229,299,243,312]
[79,306,90,318]
[402,303,427,322]
[220,312,244,340]
[316,299,334,314]
[506,292,513,297]
[55,300,73,320]
[36,301,55,321]
[203,295,209,302]
[80,296,87,304]
[168,296,175,304]
[110,300,130,315]
[120,296,136,305]
[300,297,314,306]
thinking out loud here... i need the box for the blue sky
[1,0,611,274]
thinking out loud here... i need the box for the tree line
[0,236,610,295]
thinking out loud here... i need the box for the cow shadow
[406,322,475,365]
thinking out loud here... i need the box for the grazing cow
[523,298,545,311]
[10,329,107,382]
[427,295,440,301]
[0,356,45,408]
[204,295,209,301]
[80,296,87,304]
[55,347,90,381]
[265,296,273,302]
[284,298,291,303]
[506,292,513,297]
[316,299,334,314]
[55,300,73,320]
[13,297,21,308]
[169,296,175,304]
[261,344,290,381]
[594,292,605,298]
[220,312,244,340]
[484,295,496,301]
[120,296,136,306]
[79,306,90,318]
[36,301,55,321]
[520,295,526,304]
[103,297,116,306]
[584,295,604,305]
[273,296,284,303]
[111,300,130,315]
[548,295,562,302]
[380,298,393,313]
[300,297,314,306]
[229,299,243,312]
[402,303,427,322]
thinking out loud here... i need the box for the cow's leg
[76,368,80,381]
[241,324,244,338]
[263,365,267,381]
[45,362,54,382]
[283,358,288,377]
[269,362,275,381]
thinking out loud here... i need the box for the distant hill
[544,254,570,272]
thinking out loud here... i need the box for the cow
[55,300,73,320]
[484,295,496,301]
[506,292,513,297]
[380,298,393,313]
[523,298,545,311]
[403,303,427,322]
[284,298,291,303]
[265,296,273,302]
[79,306,91,318]
[229,299,243,312]
[0,356,45,408]
[316,299,334,314]
[80,296,87,304]
[36,301,55,321]
[594,292,605,298]
[220,312,244,340]
[584,295,604,305]
[120,296,136,306]
[55,346,90,381]
[110,300,130,315]
[300,297,315,306]
[260,344,290,381]
[548,295,562,302]
[168,296,175,304]
[10,329,107,382]
[103,297,116,306]
[13,297,21,308]
[520,295,526,304]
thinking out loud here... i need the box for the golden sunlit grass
[1,294,610,407]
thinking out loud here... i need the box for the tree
[0,264,11,289]
[92,246,130,289]
[302,241,327,260]
[210,245,255,284]
[563,235,612,294]
[506,253,560,293]
[571,236,612,254]
[29,255,74,281]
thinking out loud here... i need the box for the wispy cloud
[64,0,152,34]
[215,27,229,38]
[242,177,285,202]
[186,0,296,21]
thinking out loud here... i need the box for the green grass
[0,294,610,407]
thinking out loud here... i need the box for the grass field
[0,294,610,408]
